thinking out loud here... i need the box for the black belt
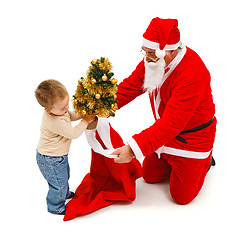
[175,116,215,144]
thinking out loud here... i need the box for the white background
[1,0,239,239]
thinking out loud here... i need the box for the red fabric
[63,124,142,221]
[142,152,211,204]
[117,47,216,157]
[143,17,180,49]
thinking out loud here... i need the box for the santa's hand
[111,145,135,164]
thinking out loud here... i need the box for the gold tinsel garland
[73,57,118,118]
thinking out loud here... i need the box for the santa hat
[143,17,180,58]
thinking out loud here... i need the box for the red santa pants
[142,152,211,204]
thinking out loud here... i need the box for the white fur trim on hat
[164,41,181,51]
[142,38,159,50]
[155,49,166,58]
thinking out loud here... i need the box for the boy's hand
[83,114,97,124]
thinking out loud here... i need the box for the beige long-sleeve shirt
[37,111,88,156]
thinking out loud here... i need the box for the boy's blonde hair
[35,79,68,110]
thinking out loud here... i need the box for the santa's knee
[170,189,196,205]
[142,171,169,183]
[142,156,171,183]
[142,174,157,183]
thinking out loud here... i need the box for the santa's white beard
[143,57,166,93]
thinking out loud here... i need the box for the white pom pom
[155,49,165,58]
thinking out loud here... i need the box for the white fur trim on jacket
[127,138,144,160]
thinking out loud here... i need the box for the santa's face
[142,47,166,93]
[141,46,160,63]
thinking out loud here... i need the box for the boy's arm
[49,117,88,139]
[68,111,82,121]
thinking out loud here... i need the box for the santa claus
[112,17,217,204]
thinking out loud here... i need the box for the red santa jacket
[117,46,216,159]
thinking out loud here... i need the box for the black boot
[208,156,216,171]
[66,191,75,199]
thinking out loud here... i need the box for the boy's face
[45,94,69,116]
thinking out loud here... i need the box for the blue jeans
[36,151,72,214]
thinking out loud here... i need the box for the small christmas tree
[73,57,118,118]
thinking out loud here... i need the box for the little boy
[35,79,96,215]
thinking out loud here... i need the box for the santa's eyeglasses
[140,49,159,62]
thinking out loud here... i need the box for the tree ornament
[95,93,101,99]
[92,59,97,64]
[91,79,96,84]
[102,74,107,81]
[111,78,118,84]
